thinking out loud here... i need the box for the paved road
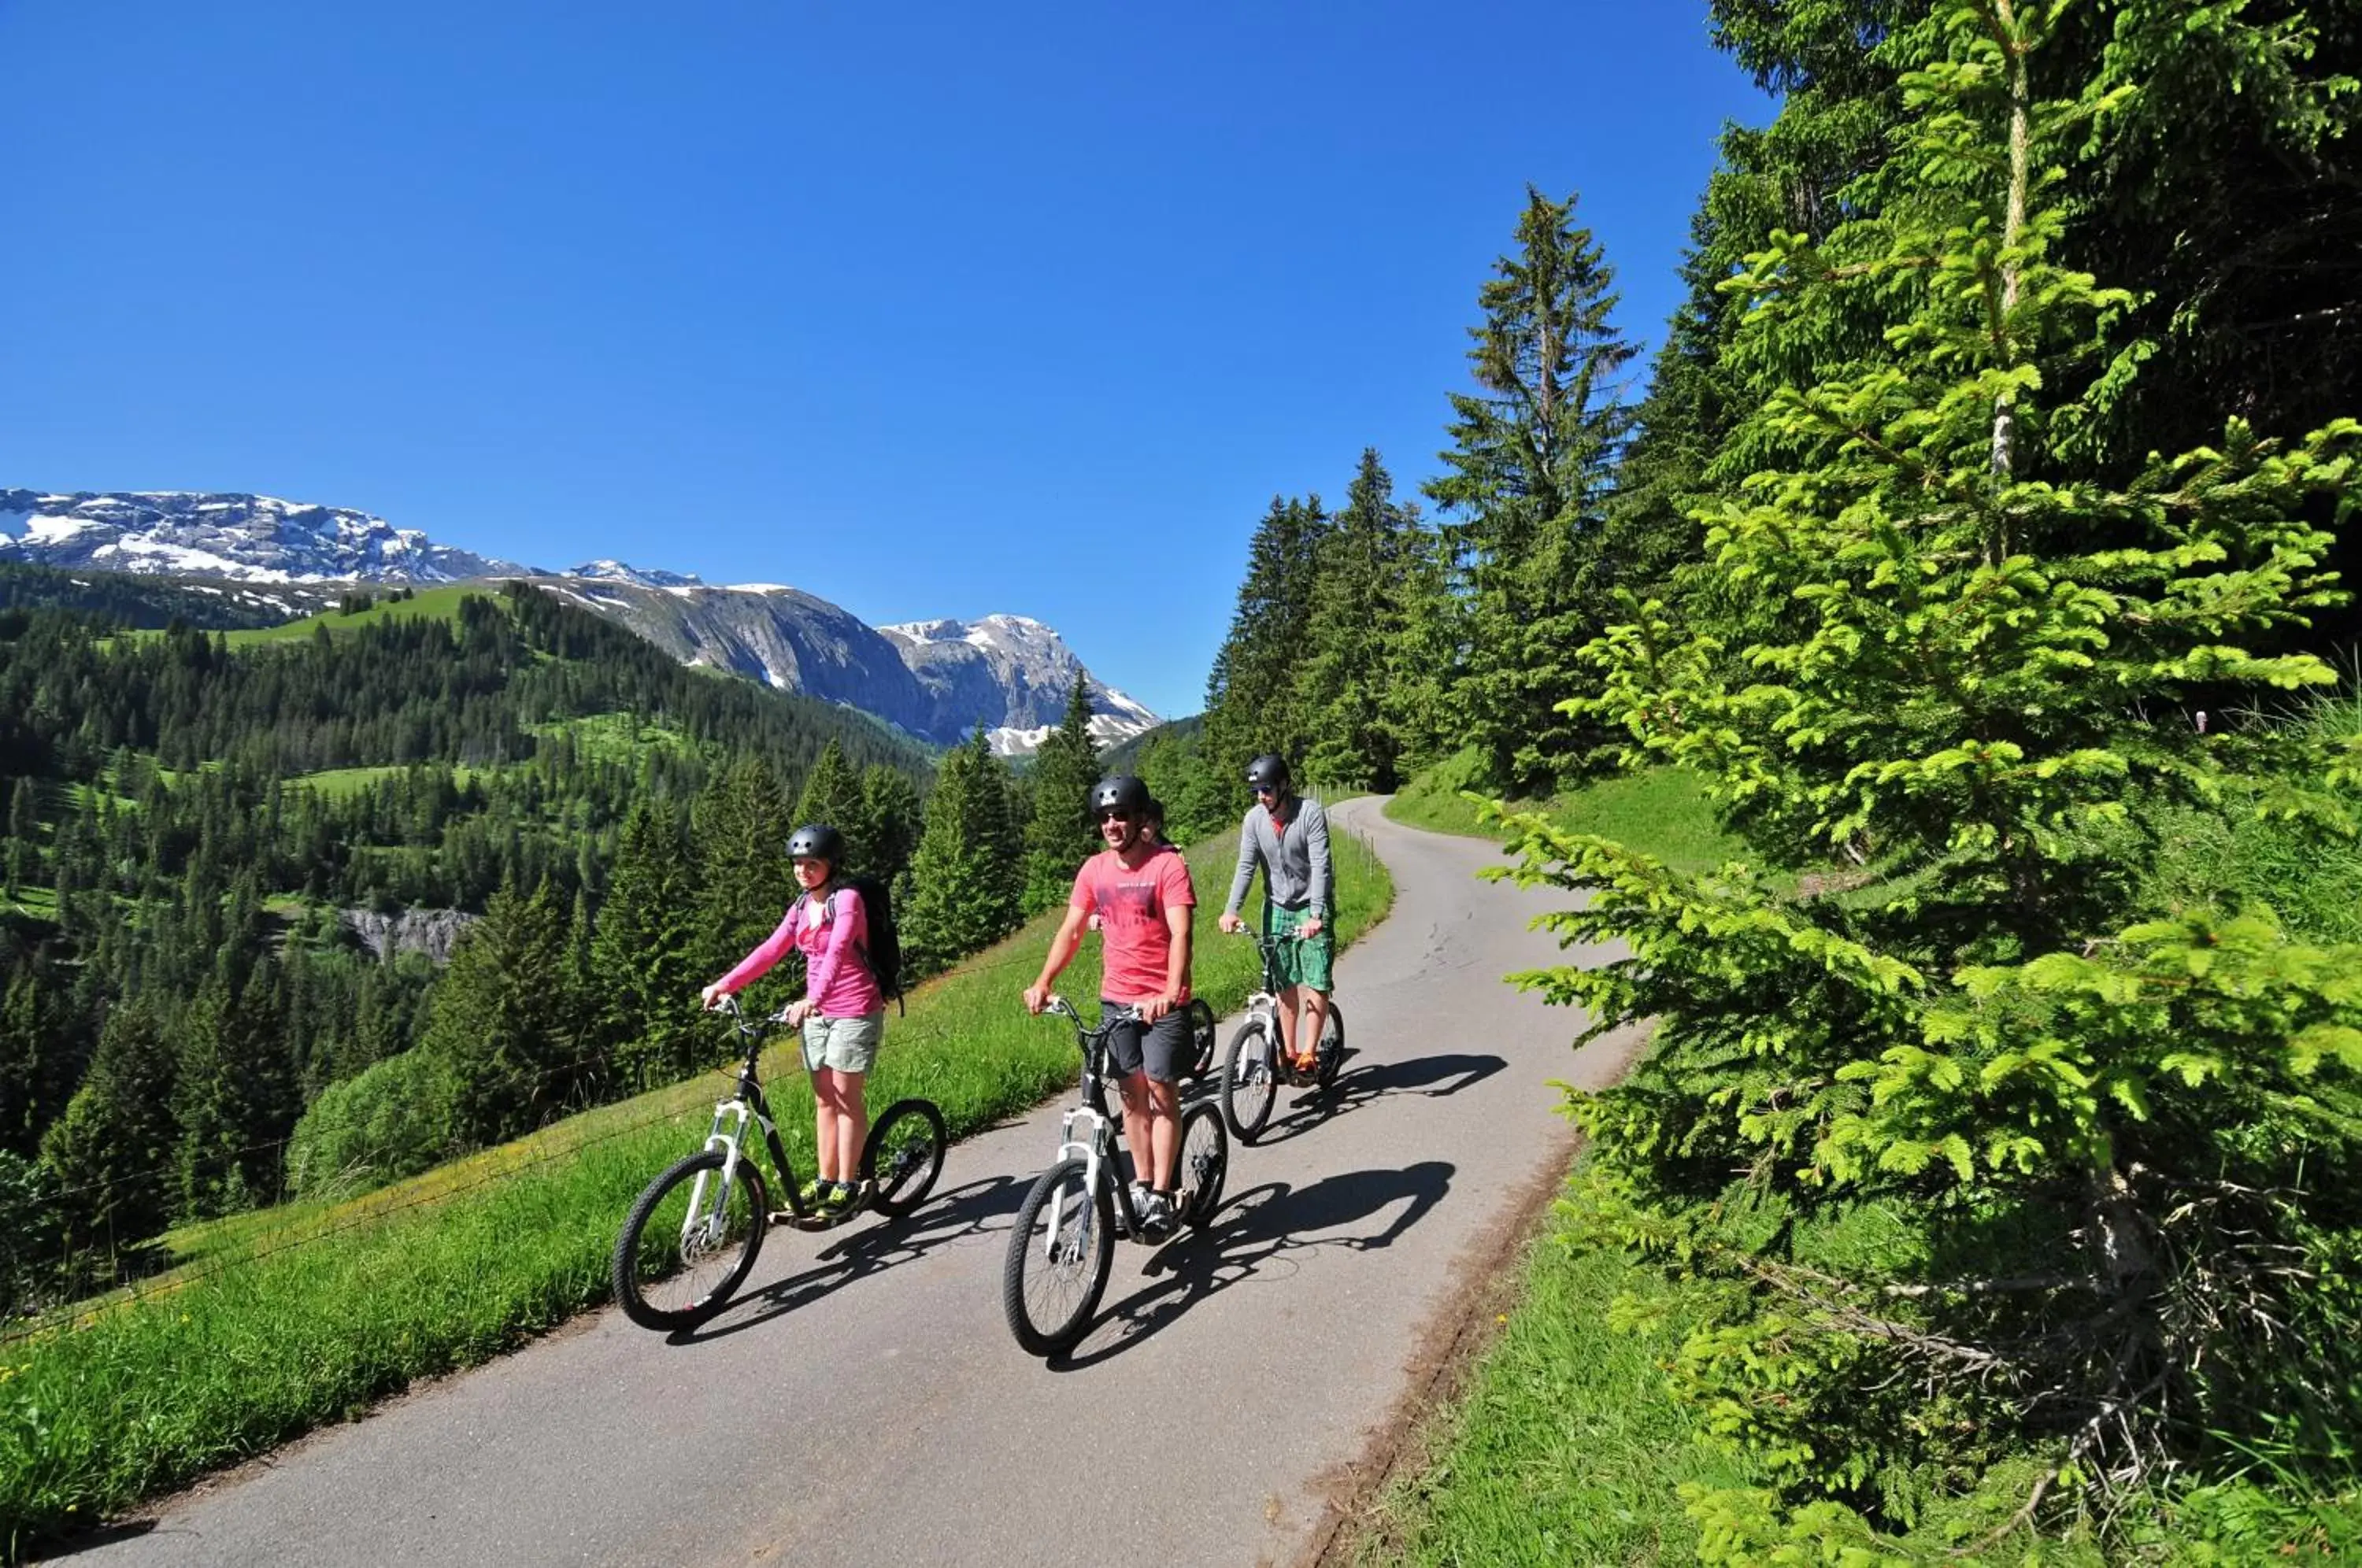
[70,798,1631,1568]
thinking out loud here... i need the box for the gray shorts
[802,1010,884,1074]
[1101,1000,1191,1085]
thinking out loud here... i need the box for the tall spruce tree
[899,727,1023,977]
[790,741,867,864]
[1020,675,1104,915]
[694,753,794,986]
[1505,2,2362,1546]
[425,875,574,1148]
[1427,187,1637,792]
[39,998,179,1254]
[1201,495,1327,793]
[1300,449,1416,790]
[4,777,36,897]
[592,800,705,1089]
[857,764,922,885]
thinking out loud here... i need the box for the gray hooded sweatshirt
[1224,794,1333,920]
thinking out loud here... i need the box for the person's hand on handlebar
[699,981,729,1010]
[1217,910,1244,935]
[1023,982,1052,1015]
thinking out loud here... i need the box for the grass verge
[1384,749,1745,875]
[1355,1167,1753,1566]
[0,830,1390,1556]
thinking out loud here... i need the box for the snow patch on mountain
[0,490,539,583]
[879,613,1158,753]
[565,560,704,588]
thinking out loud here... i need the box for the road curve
[68,798,1631,1568]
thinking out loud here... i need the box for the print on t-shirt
[1072,849,1197,1003]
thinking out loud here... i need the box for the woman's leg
[813,1075,844,1184]
[824,1068,868,1183]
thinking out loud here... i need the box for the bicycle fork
[1042,1104,1108,1256]
[687,1099,763,1244]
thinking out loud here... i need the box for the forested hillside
[1162,0,2362,1554]
[0,580,1116,1310]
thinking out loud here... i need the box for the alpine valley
[0,488,1158,753]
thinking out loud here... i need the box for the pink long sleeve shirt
[714,887,883,1017]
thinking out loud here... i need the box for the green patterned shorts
[1266,904,1335,993]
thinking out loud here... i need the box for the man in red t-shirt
[1024,774,1197,1230]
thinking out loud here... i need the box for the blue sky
[1,1,1768,720]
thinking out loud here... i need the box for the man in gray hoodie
[1217,753,1334,1075]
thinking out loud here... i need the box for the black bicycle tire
[1318,1000,1346,1089]
[1176,1101,1227,1230]
[1001,1157,1112,1357]
[1221,1018,1277,1143]
[861,1097,947,1218]
[611,1149,768,1332]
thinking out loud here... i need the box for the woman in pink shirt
[701,823,886,1215]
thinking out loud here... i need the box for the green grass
[1386,748,1747,875]
[1361,1173,1753,1566]
[281,716,688,801]
[285,764,493,801]
[218,586,487,648]
[0,830,1390,1554]
[523,711,694,765]
[0,887,56,921]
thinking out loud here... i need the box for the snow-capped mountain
[880,615,1159,755]
[566,559,705,589]
[0,490,534,582]
[0,488,1157,752]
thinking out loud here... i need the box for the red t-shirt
[1071,847,1196,1003]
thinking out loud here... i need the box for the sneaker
[817,1181,855,1216]
[798,1177,832,1208]
[1135,1189,1173,1233]
[1128,1180,1153,1217]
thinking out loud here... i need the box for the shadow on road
[1046,1159,1456,1370]
[1245,1049,1508,1148]
[670,1172,1029,1345]
[31,1520,160,1560]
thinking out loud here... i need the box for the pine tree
[591,801,705,1089]
[39,998,179,1253]
[899,728,1023,977]
[1201,495,1327,792]
[1020,675,1104,915]
[425,875,573,1147]
[1427,187,1637,792]
[169,982,245,1219]
[1505,2,2362,1540]
[1375,514,1457,775]
[694,754,793,987]
[4,777,36,898]
[1300,449,1417,790]
[790,741,867,864]
[858,764,922,884]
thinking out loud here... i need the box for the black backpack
[801,875,905,1015]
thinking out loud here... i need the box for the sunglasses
[1253,784,1281,797]
[1097,808,1135,824]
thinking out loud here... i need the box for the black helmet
[1089,775,1150,816]
[786,823,846,864]
[1245,753,1291,791]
